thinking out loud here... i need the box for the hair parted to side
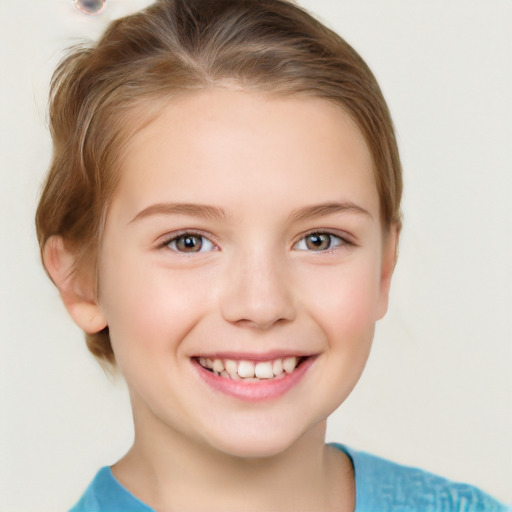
[36,0,403,365]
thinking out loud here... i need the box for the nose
[219,249,296,329]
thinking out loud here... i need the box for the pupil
[179,235,201,252]
[307,234,330,251]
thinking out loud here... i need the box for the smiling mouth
[195,356,308,382]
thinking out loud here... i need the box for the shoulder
[333,444,510,512]
[69,466,154,512]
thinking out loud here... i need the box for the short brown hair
[36,0,403,364]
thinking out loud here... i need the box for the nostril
[234,316,290,331]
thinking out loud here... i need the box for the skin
[46,88,398,511]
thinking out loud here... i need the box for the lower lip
[193,357,315,402]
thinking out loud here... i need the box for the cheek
[303,258,383,336]
[98,255,210,357]
[295,264,380,418]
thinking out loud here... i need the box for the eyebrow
[129,200,371,224]
[129,202,228,224]
[289,202,372,223]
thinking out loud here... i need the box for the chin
[212,437,298,460]
[199,415,325,461]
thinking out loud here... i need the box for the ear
[377,224,400,320]
[43,236,107,334]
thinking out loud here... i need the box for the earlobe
[377,224,400,320]
[43,236,108,334]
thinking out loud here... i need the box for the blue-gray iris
[74,0,106,15]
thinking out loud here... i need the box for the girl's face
[97,88,396,457]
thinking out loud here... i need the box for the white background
[0,1,510,510]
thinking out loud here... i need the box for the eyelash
[293,231,351,252]
[159,230,352,254]
[160,231,217,254]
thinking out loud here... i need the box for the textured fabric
[333,445,509,512]
[70,445,510,512]
[70,466,153,512]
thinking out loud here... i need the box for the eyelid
[155,228,354,252]
[157,229,219,252]
[292,229,354,251]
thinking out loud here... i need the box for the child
[35,0,509,510]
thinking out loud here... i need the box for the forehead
[111,88,378,221]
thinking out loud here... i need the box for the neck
[113,407,354,512]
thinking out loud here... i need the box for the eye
[294,232,344,252]
[165,233,216,253]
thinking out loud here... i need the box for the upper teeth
[198,356,300,380]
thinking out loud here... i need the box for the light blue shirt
[70,444,509,511]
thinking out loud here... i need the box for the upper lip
[191,351,316,361]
